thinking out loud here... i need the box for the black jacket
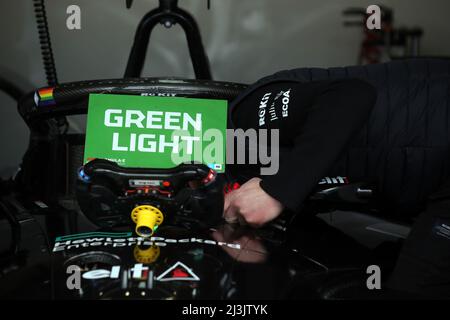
[229,59,450,218]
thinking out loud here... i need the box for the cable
[33,0,58,86]
[33,0,69,131]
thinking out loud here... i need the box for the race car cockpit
[2,0,450,301]
[0,75,387,300]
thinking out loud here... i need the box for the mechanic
[224,77,377,227]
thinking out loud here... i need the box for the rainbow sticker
[34,87,56,107]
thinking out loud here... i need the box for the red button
[162,181,171,187]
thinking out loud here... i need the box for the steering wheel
[18,77,248,130]
[17,77,248,201]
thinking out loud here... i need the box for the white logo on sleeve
[281,89,291,118]
[258,92,271,126]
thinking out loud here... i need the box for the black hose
[33,0,58,86]
[33,0,69,130]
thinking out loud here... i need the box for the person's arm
[260,79,377,212]
[224,78,376,226]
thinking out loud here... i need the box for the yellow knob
[133,245,161,264]
[131,205,164,237]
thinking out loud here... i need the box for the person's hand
[223,177,284,227]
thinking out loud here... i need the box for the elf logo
[318,176,348,185]
[79,261,200,282]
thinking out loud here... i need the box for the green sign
[84,94,227,172]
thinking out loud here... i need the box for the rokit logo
[141,93,177,97]
[258,92,272,126]
[53,232,242,252]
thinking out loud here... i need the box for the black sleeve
[231,78,377,212]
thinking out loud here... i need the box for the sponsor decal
[84,94,227,172]
[55,231,132,242]
[258,92,272,126]
[82,263,153,281]
[156,261,200,282]
[318,176,348,185]
[34,87,56,107]
[129,179,161,187]
[53,232,241,252]
[273,89,291,119]
[280,89,291,118]
[257,88,291,125]
[209,163,223,171]
[68,262,200,286]
[433,219,450,241]
[140,92,177,97]
[34,200,48,208]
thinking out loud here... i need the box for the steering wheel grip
[18,77,248,126]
